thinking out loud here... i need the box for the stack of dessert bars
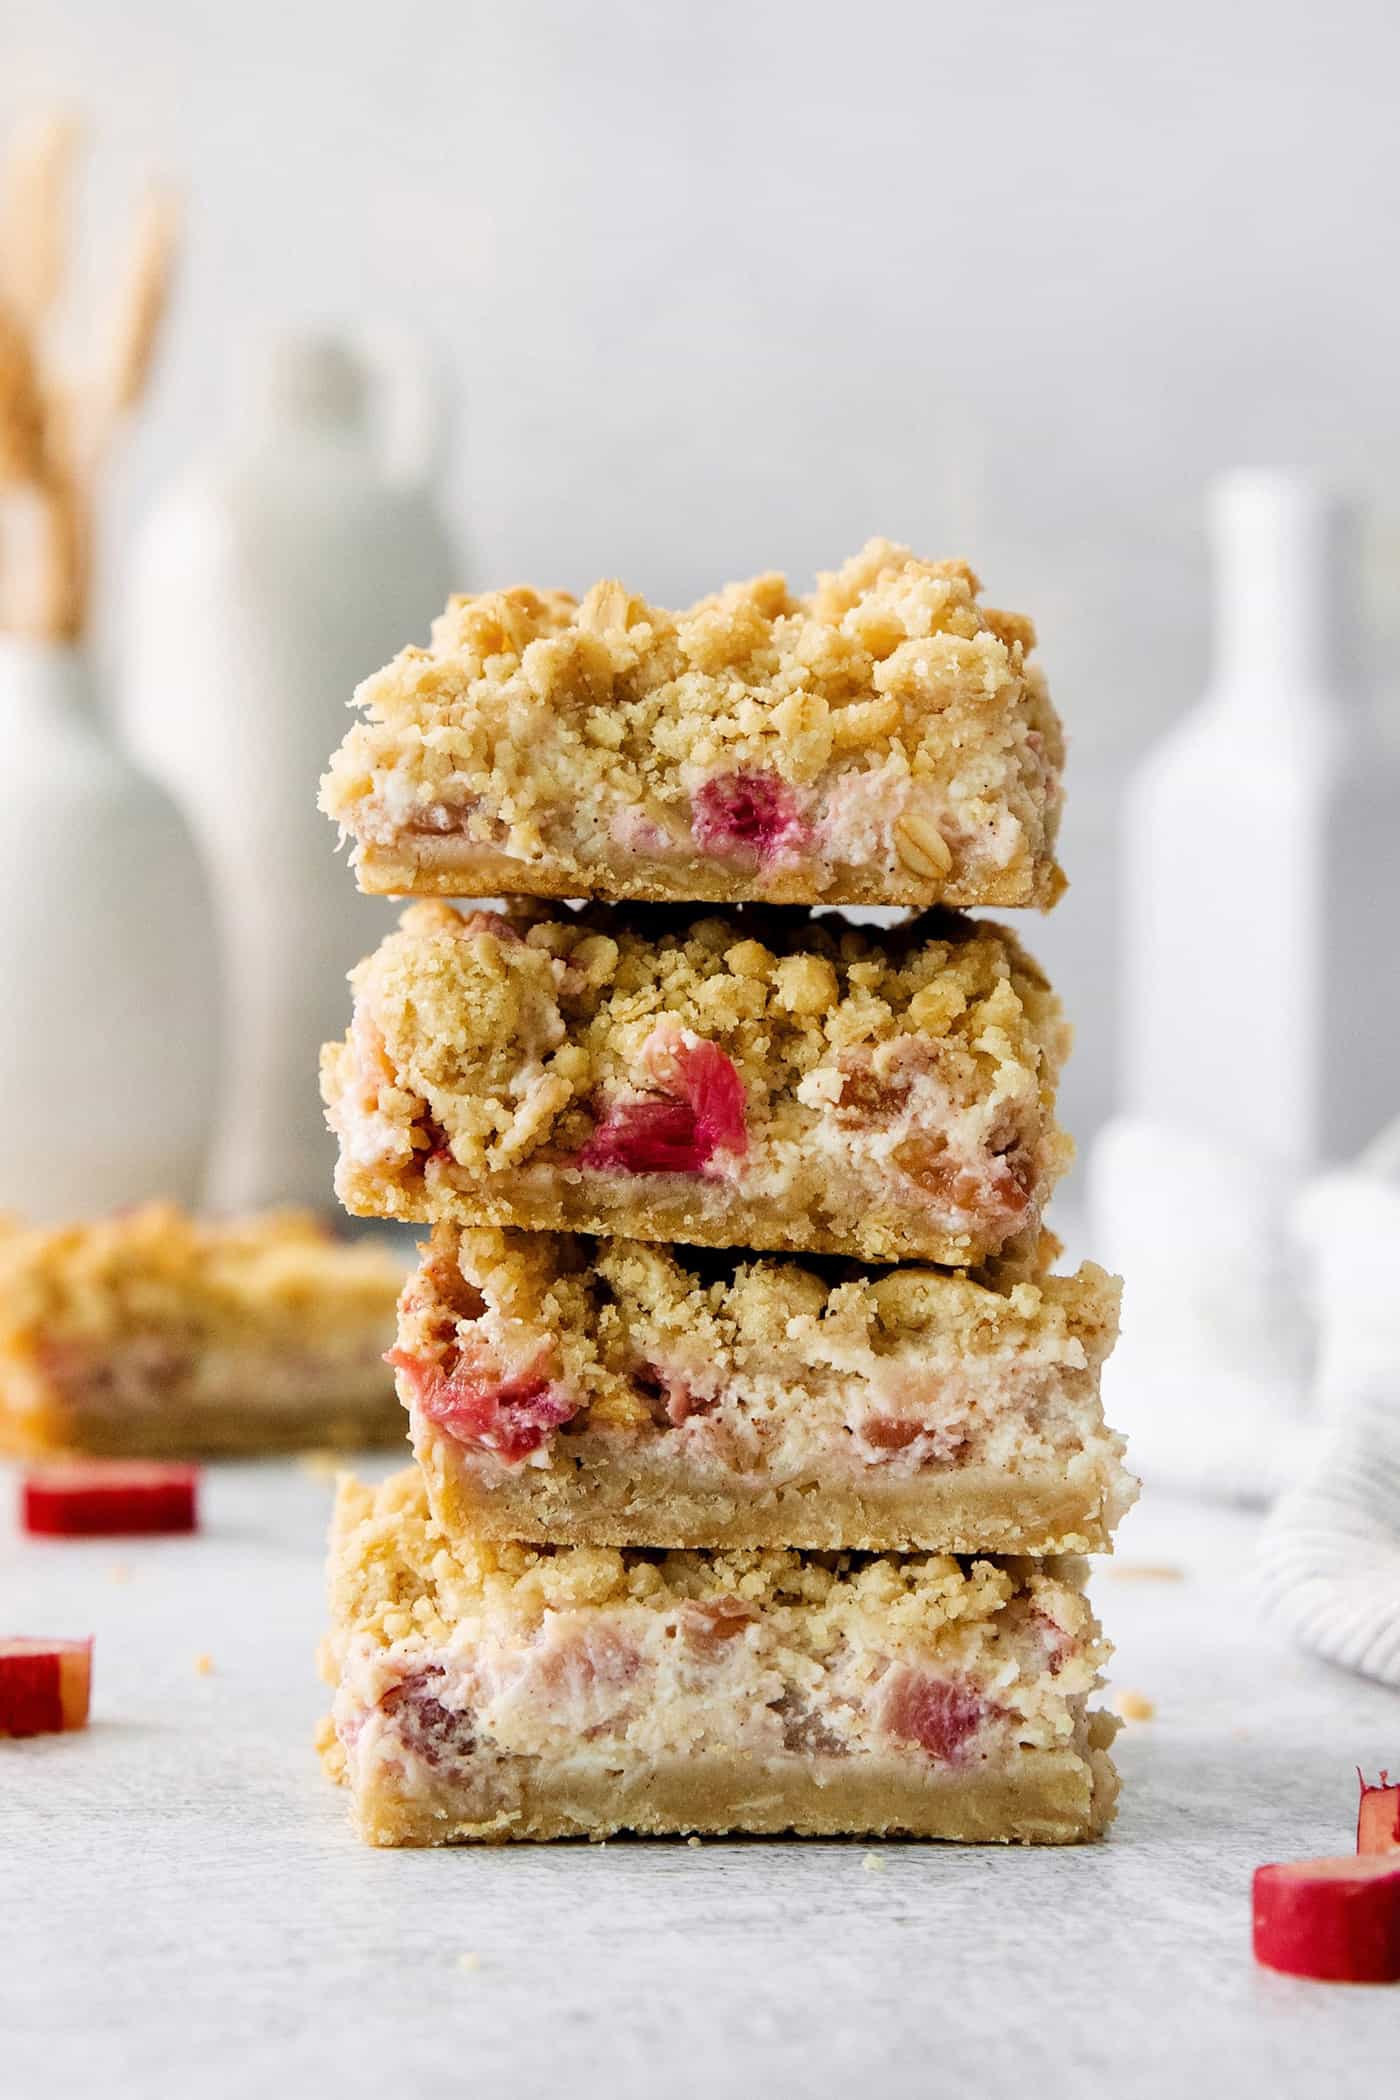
[315,539,1135,1848]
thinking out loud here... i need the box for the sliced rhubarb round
[22,1461,199,1538]
[1253,1856,1400,1982]
[0,1636,93,1736]
[1357,1774,1400,1857]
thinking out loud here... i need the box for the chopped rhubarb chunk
[632,1363,710,1427]
[389,1350,577,1462]
[882,1665,989,1762]
[380,1668,476,1768]
[858,1415,925,1453]
[1032,1607,1073,1675]
[1253,1857,1400,1982]
[855,1407,968,1464]
[893,1134,1033,1233]
[678,1598,757,1655]
[1358,1773,1400,1856]
[581,1033,747,1177]
[670,1034,748,1155]
[534,1627,641,1710]
[580,1097,711,1174]
[0,1637,93,1736]
[22,1462,199,1538]
[691,770,809,867]
[453,910,523,944]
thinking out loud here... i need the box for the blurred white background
[7,0,1400,1157]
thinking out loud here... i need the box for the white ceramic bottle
[120,337,458,1211]
[1121,472,1400,1166]
[0,637,219,1219]
[1090,472,1400,1492]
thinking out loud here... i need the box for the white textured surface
[3,1463,1397,2098]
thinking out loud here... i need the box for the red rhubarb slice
[881,1666,989,1762]
[1252,1857,1400,1982]
[389,1352,578,1462]
[0,1637,93,1736]
[579,1097,710,1174]
[1358,1772,1400,1856]
[22,1462,199,1538]
[581,1034,747,1176]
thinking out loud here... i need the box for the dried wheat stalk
[0,300,47,486]
[0,111,79,330]
[0,113,176,642]
[99,186,178,427]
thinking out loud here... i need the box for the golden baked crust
[321,1469,1117,1846]
[391,1224,1133,1554]
[330,1739,1119,1847]
[322,900,1071,1267]
[320,540,1065,911]
[0,1203,407,1458]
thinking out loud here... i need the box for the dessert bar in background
[0,1204,407,1458]
[320,1469,1118,1847]
[322,899,1070,1267]
[320,540,1065,911]
[392,1224,1133,1554]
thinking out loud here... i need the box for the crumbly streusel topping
[331,898,1067,1179]
[320,539,1065,902]
[398,1221,1121,1434]
[328,1466,1095,1645]
[0,1203,406,1348]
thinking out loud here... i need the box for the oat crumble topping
[320,540,1065,911]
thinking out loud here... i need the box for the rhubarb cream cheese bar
[0,1204,407,1458]
[320,1468,1119,1846]
[320,540,1065,911]
[322,900,1070,1267]
[393,1225,1133,1555]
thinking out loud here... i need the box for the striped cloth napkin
[1258,1127,1400,1689]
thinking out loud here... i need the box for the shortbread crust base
[352,840,1062,913]
[337,1155,1045,1273]
[331,1725,1119,1848]
[417,1435,1126,1556]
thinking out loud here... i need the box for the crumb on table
[1112,1688,1155,1722]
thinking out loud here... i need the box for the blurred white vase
[120,336,458,1211]
[0,637,219,1218]
[1117,472,1400,1168]
[1090,472,1400,1494]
